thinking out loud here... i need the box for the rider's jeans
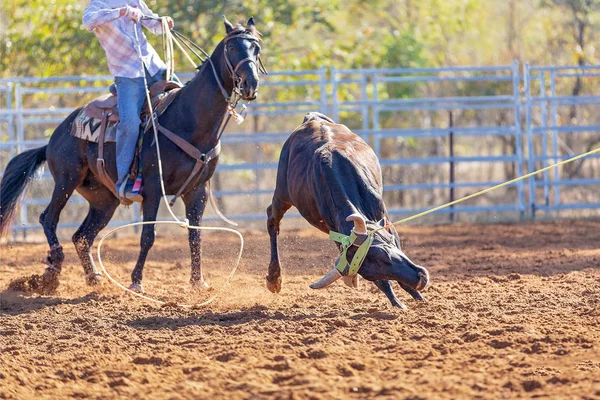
[114,67,165,187]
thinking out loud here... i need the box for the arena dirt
[1,219,599,399]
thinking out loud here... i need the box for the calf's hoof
[86,272,102,286]
[38,269,60,295]
[265,275,282,293]
[129,282,144,293]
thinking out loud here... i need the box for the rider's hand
[124,6,144,23]
[161,16,174,30]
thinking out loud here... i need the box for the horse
[0,18,263,294]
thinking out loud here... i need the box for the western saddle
[84,80,226,215]
[87,80,182,205]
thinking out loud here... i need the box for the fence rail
[1,63,599,237]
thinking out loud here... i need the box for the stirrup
[118,179,143,205]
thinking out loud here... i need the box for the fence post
[549,69,560,211]
[331,67,339,122]
[319,67,328,115]
[15,82,28,237]
[539,71,549,207]
[524,63,536,218]
[7,82,15,159]
[448,111,455,223]
[512,61,525,219]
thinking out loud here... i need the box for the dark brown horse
[0,18,263,294]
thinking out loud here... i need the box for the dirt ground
[1,219,599,399]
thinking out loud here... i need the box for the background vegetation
[1,0,599,76]
[1,0,599,231]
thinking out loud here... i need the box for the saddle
[84,80,182,122]
[82,80,183,204]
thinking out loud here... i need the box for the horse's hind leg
[38,173,84,294]
[73,181,119,285]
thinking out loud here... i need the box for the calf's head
[310,214,429,302]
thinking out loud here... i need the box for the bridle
[222,31,267,100]
[171,28,267,106]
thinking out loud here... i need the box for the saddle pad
[71,108,117,143]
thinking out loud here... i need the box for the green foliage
[2,0,599,78]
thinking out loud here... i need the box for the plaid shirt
[83,0,166,79]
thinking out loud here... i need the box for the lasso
[97,18,244,308]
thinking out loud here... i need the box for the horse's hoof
[129,282,144,293]
[38,269,60,295]
[392,300,409,310]
[86,272,102,286]
[265,275,282,293]
[191,280,210,291]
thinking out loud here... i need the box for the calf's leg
[266,199,291,293]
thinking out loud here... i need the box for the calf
[266,112,429,308]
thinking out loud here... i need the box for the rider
[83,0,176,203]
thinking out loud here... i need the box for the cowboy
[83,0,176,203]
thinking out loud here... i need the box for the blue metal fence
[524,64,600,216]
[331,63,526,218]
[0,63,599,236]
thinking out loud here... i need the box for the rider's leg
[114,75,146,198]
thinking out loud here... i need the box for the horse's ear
[246,16,262,39]
[223,15,234,34]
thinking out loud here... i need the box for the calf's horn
[346,214,367,234]
[309,267,342,289]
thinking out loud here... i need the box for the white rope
[97,222,244,307]
[95,21,244,308]
[162,18,174,81]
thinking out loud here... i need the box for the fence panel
[1,63,599,236]
[331,63,525,221]
[524,65,600,217]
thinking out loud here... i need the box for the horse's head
[221,17,264,101]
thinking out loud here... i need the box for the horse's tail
[0,145,48,238]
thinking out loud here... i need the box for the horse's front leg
[129,193,160,292]
[183,183,209,290]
